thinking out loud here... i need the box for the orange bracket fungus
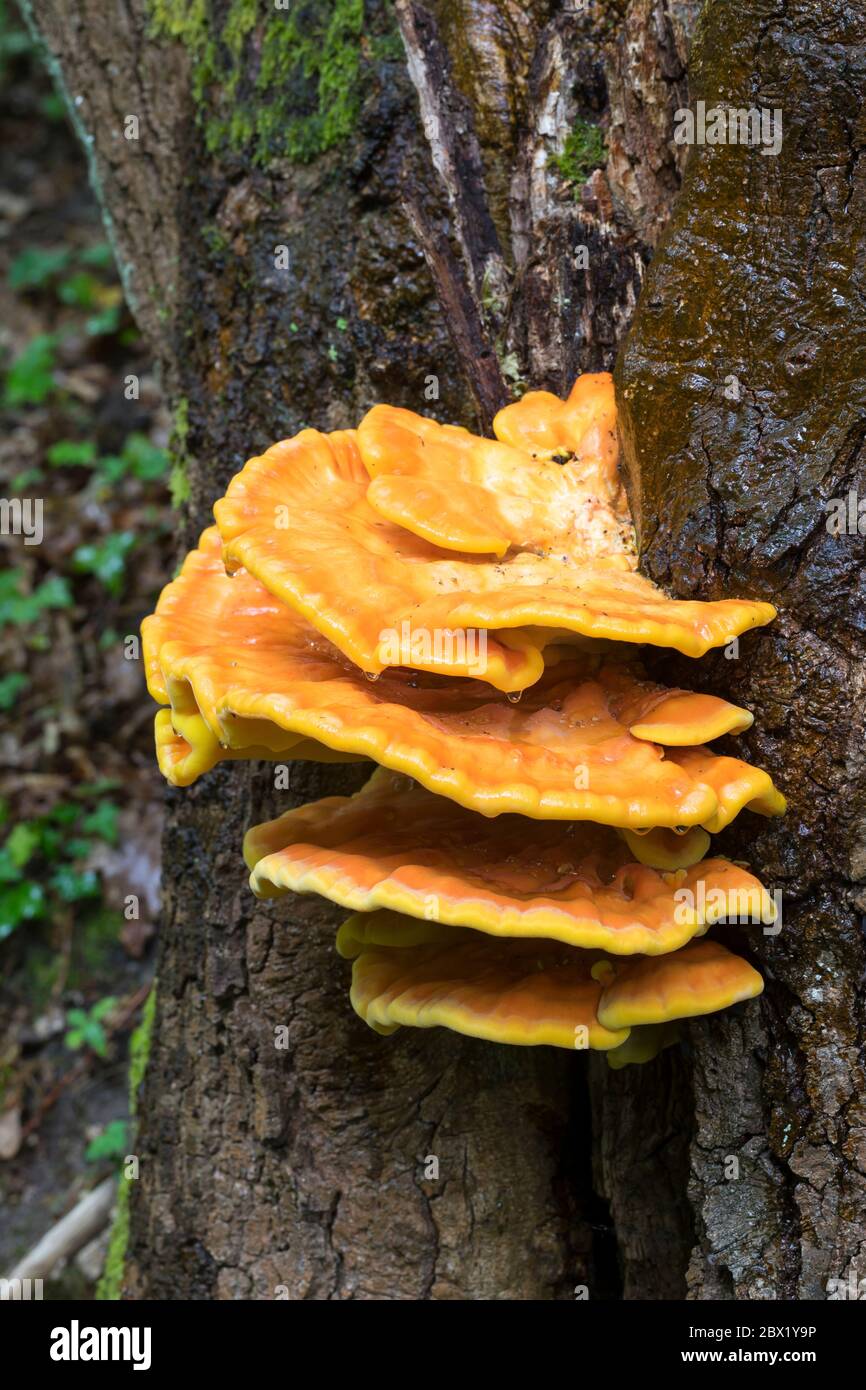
[212,376,775,692]
[143,531,783,828]
[243,768,776,957]
[143,371,783,1067]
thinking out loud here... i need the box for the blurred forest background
[0,0,169,1294]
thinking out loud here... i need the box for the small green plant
[97,433,169,485]
[0,792,120,941]
[47,432,168,486]
[47,439,99,468]
[0,570,73,631]
[551,120,607,191]
[85,1119,128,1163]
[65,997,118,1057]
[84,304,122,338]
[3,334,57,406]
[0,672,29,710]
[7,240,115,296]
[71,531,137,597]
[7,247,71,292]
[58,270,102,309]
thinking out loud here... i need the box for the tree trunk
[613,0,866,1299]
[26,0,862,1299]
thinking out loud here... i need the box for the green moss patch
[149,0,393,165]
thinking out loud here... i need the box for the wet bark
[26,0,857,1301]
[616,0,866,1298]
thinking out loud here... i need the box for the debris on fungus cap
[140,533,786,826]
[342,910,631,1050]
[244,768,776,956]
[593,939,764,1030]
[358,384,633,562]
[212,425,777,690]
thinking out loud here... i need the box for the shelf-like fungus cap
[343,910,631,1050]
[245,768,776,955]
[594,939,764,1030]
[598,664,754,745]
[664,746,787,832]
[357,374,633,562]
[213,424,777,690]
[141,533,785,825]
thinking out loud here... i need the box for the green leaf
[64,837,93,860]
[3,334,57,406]
[0,849,21,884]
[0,571,73,629]
[47,438,98,467]
[7,247,70,291]
[5,821,40,868]
[91,995,118,1022]
[85,1119,128,1163]
[0,672,28,710]
[58,271,101,309]
[0,880,45,939]
[50,865,100,902]
[71,532,136,597]
[11,467,43,492]
[78,243,114,269]
[81,799,119,845]
[84,304,122,337]
[121,432,169,481]
[77,778,121,797]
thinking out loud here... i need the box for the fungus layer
[213,424,776,690]
[341,911,630,1049]
[244,768,775,955]
[593,939,764,1029]
[142,532,785,830]
[340,910,763,1052]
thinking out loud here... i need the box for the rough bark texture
[617,0,866,1298]
[28,0,855,1300]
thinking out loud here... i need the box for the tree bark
[27,0,860,1301]
[613,0,866,1299]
